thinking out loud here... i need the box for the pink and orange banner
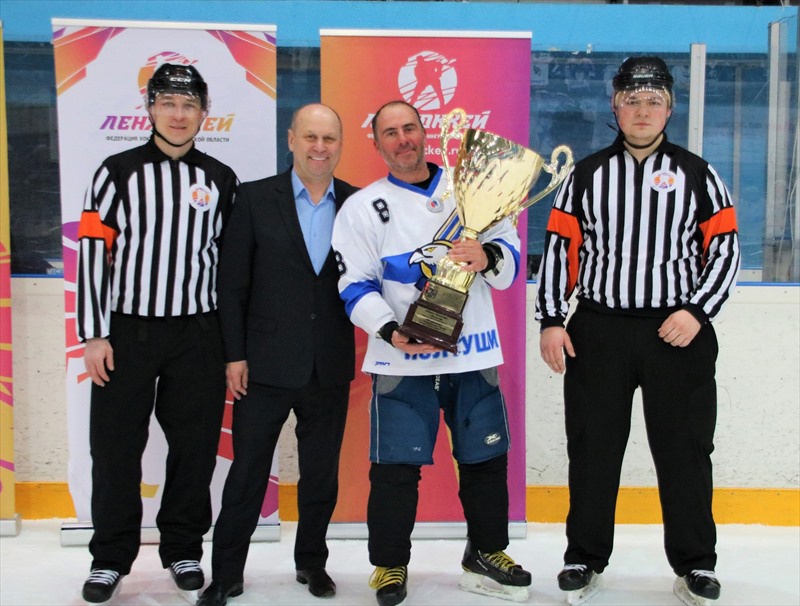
[321,30,531,528]
[0,22,19,532]
[52,18,278,533]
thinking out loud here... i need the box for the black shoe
[557,563,594,591]
[684,570,721,600]
[82,569,124,603]
[369,566,408,606]
[461,540,531,587]
[195,580,244,606]
[169,560,205,591]
[296,568,336,598]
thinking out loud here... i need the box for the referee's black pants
[211,374,350,583]
[562,306,718,576]
[89,311,226,574]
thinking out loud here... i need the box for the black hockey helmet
[609,56,674,147]
[146,63,209,110]
[612,56,674,94]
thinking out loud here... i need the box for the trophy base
[398,299,463,355]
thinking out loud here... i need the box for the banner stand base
[0,513,22,536]
[327,521,527,540]
[60,522,281,547]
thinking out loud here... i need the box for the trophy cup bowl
[398,108,573,353]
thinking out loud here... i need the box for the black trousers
[89,312,226,574]
[211,374,349,582]
[367,454,510,566]
[563,306,718,576]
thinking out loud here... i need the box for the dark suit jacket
[217,169,357,389]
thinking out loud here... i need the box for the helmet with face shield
[612,56,674,110]
[146,63,209,110]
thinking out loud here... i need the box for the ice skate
[369,565,407,606]
[169,560,204,604]
[557,564,600,605]
[81,569,124,604]
[673,570,721,606]
[170,560,204,590]
[459,540,531,602]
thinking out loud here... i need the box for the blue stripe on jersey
[383,251,427,284]
[341,278,382,317]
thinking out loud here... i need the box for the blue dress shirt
[291,169,337,275]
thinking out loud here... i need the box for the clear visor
[613,87,672,110]
[147,90,208,112]
[151,89,202,102]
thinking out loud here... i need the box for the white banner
[53,19,278,532]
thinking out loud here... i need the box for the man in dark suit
[197,104,357,606]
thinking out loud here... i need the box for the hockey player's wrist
[480,243,504,276]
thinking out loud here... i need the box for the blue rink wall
[0,1,795,51]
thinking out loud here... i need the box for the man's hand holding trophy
[397,108,573,353]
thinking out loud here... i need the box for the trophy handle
[439,108,470,202]
[511,144,574,226]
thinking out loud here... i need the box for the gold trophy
[398,108,573,353]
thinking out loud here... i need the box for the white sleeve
[478,216,521,290]
[332,197,396,335]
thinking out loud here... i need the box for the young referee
[536,56,740,606]
[76,64,238,604]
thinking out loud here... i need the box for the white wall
[10,279,800,489]
[9,279,69,482]
[525,284,800,489]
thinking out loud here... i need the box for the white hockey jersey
[332,165,521,376]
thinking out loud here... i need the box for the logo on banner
[96,51,237,140]
[398,51,457,111]
[357,47,492,156]
[650,170,677,193]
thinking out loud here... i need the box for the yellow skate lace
[481,550,518,572]
[369,566,407,590]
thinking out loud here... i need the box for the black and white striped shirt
[76,137,237,341]
[535,135,740,327]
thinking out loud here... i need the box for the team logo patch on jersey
[426,197,444,213]
[188,184,214,211]
[409,239,452,279]
[650,170,677,193]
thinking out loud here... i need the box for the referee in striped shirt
[535,57,739,606]
[76,64,237,603]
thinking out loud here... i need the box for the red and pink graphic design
[322,31,531,524]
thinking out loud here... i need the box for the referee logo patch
[188,184,215,211]
[650,170,677,193]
